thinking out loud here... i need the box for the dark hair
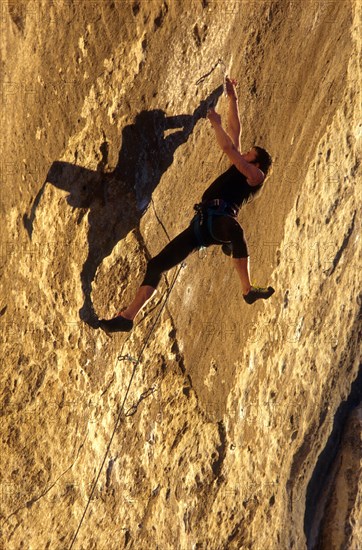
[253,146,273,176]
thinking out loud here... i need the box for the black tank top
[201,164,263,208]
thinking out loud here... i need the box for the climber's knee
[225,224,249,258]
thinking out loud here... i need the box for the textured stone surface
[310,403,362,550]
[0,1,361,549]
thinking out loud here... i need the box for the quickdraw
[195,58,228,96]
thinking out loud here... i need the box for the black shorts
[141,213,249,288]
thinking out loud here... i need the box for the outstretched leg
[99,224,200,333]
[120,285,156,321]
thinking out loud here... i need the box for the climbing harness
[192,199,239,248]
[68,262,186,549]
[196,58,228,96]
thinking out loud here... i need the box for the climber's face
[242,148,259,167]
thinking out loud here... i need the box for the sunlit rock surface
[1,1,361,549]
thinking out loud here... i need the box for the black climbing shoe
[243,286,275,305]
[99,315,133,334]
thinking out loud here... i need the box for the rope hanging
[68,261,186,549]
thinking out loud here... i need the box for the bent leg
[211,216,251,293]
[232,257,252,295]
[211,216,274,303]
[211,215,249,258]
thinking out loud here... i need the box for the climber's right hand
[225,77,238,100]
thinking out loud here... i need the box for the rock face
[1,1,361,549]
[307,401,362,550]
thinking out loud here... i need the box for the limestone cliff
[1,1,361,549]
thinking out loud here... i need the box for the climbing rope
[68,261,186,549]
[195,57,228,95]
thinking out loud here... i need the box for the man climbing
[99,77,274,334]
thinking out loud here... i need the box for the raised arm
[207,108,264,186]
[226,77,241,150]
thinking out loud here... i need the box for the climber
[99,77,274,334]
